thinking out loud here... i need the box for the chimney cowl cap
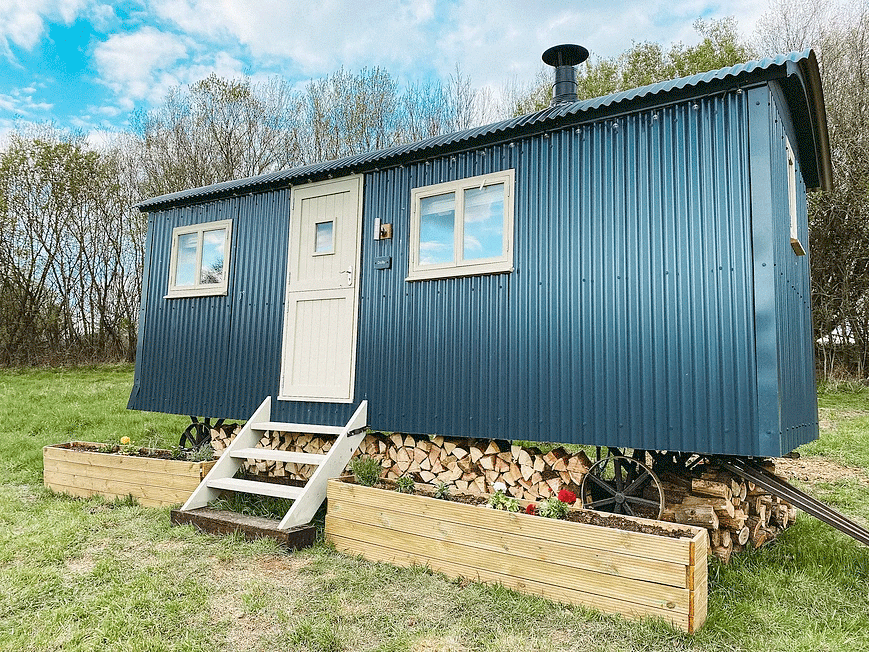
[542,44,589,67]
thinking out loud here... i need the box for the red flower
[525,503,536,515]
[557,489,577,505]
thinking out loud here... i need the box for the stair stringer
[278,400,368,529]
[180,396,272,511]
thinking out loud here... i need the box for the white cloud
[139,0,778,95]
[0,87,53,115]
[149,0,440,76]
[93,26,189,103]
[92,25,251,112]
[0,0,90,58]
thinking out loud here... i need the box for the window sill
[164,287,229,299]
[405,261,514,282]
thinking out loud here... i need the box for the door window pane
[463,184,504,260]
[315,221,334,253]
[174,232,198,287]
[419,192,455,265]
[200,228,226,284]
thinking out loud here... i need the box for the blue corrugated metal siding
[131,201,237,417]
[768,89,820,453]
[129,188,357,425]
[356,91,760,454]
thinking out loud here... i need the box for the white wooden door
[279,176,363,402]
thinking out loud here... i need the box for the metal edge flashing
[789,49,832,192]
[135,51,824,213]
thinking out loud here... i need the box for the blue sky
[1,1,776,143]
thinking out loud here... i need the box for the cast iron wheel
[179,417,223,450]
[580,455,665,519]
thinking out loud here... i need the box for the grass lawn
[1,366,868,651]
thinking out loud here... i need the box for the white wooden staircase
[179,397,367,531]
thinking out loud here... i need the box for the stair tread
[206,477,304,500]
[230,448,326,465]
[251,421,344,436]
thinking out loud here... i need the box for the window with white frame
[407,169,515,281]
[786,137,806,256]
[166,219,233,297]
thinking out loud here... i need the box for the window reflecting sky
[315,221,334,253]
[200,228,225,284]
[419,192,455,265]
[174,232,198,286]
[463,184,503,260]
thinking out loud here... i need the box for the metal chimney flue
[542,44,589,106]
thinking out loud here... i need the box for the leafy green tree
[511,18,756,114]
[756,0,869,377]
[0,127,142,365]
[132,74,305,198]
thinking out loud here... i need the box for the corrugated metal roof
[137,50,828,210]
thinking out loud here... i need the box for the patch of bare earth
[775,456,869,486]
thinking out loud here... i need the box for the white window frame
[407,169,515,281]
[786,137,806,256]
[165,219,233,298]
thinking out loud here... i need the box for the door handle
[342,265,353,287]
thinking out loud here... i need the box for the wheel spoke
[586,473,617,495]
[622,502,636,517]
[587,497,617,509]
[623,469,650,496]
[614,459,625,492]
[624,496,662,508]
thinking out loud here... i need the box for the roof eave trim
[789,49,833,192]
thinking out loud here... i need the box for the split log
[681,495,735,519]
[713,541,733,564]
[691,479,732,501]
[675,504,719,529]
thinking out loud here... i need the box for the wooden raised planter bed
[326,478,708,633]
[43,442,215,507]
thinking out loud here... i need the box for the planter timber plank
[43,442,215,507]
[326,479,707,633]
[43,444,213,477]
[328,500,690,587]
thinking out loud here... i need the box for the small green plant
[537,496,570,519]
[487,482,520,512]
[209,493,294,519]
[433,482,451,500]
[394,475,415,494]
[350,456,382,487]
[184,442,214,462]
[144,434,161,457]
[111,494,138,508]
[118,435,138,455]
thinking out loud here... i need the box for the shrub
[351,456,382,487]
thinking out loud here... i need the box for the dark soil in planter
[346,477,696,539]
[55,441,209,461]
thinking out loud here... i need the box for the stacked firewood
[658,461,797,563]
[210,426,591,500]
[361,433,591,500]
